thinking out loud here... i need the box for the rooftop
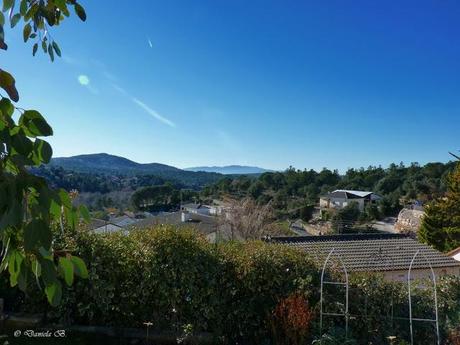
[132,211,217,234]
[182,203,211,210]
[321,190,382,201]
[268,234,460,272]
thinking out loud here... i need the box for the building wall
[186,207,211,216]
[452,252,460,262]
[209,206,224,215]
[320,197,365,211]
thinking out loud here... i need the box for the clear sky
[3,0,460,171]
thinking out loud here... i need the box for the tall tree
[1,0,88,306]
[418,164,460,252]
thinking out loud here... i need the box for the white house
[181,203,212,216]
[448,247,460,262]
[320,190,382,211]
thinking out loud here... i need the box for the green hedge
[2,226,460,345]
[58,227,319,343]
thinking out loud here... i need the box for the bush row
[2,226,460,344]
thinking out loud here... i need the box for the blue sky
[3,0,460,171]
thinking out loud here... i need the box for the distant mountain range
[185,165,273,175]
[48,153,271,188]
[49,153,223,188]
[51,153,182,175]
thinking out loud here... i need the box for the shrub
[0,226,459,345]
[271,293,314,345]
[448,327,460,345]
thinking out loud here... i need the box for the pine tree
[419,164,460,252]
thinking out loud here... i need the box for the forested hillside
[31,165,202,211]
[202,161,457,217]
[33,160,457,217]
[49,153,224,188]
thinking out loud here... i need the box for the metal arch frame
[407,249,440,345]
[320,248,349,338]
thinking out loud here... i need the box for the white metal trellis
[320,248,349,338]
[408,249,440,345]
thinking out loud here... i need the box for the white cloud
[131,97,176,127]
[111,83,127,95]
[147,37,153,48]
[112,83,175,127]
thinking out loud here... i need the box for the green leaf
[25,3,39,21]
[17,266,28,291]
[58,189,72,208]
[42,40,47,53]
[19,110,53,137]
[23,23,31,42]
[2,0,14,12]
[0,25,7,50]
[19,0,28,16]
[0,98,14,117]
[32,42,38,56]
[59,257,74,286]
[55,0,69,16]
[65,206,78,229]
[52,41,61,57]
[74,3,86,21]
[10,13,21,28]
[70,256,88,279]
[0,69,19,102]
[0,12,5,26]
[40,258,57,285]
[34,138,53,163]
[49,198,61,220]
[39,247,53,260]
[10,132,33,156]
[31,259,42,278]
[8,251,24,287]
[45,281,62,306]
[24,219,52,253]
[79,204,90,222]
[48,43,54,61]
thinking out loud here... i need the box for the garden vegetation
[2,227,459,344]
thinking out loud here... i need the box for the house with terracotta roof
[268,233,460,282]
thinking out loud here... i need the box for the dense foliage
[1,0,88,306]
[31,166,200,212]
[419,163,460,252]
[33,159,456,219]
[202,161,457,218]
[2,228,459,344]
[31,166,167,194]
[131,183,197,212]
